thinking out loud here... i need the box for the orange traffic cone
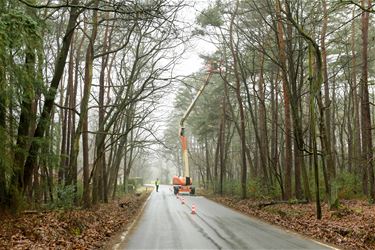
[181,197,185,204]
[191,204,196,214]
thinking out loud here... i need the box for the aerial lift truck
[172,63,217,195]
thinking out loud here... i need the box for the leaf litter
[211,197,375,250]
[0,192,150,249]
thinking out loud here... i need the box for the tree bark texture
[360,0,374,200]
[22,0,80,197]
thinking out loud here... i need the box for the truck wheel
[190,187,195,195]
[173,186,179,195]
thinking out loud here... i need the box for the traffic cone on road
[191,204,196,214]
[181,197,185,204]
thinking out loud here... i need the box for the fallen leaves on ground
[0,192,150,249]
[211,196,375,250]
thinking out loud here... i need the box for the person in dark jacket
[155,178,160,192]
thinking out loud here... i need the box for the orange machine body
[172,176,195,195]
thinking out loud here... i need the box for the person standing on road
[155,178,160,192]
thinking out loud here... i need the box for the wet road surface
[119,185,336,250]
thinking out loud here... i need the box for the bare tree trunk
[258,53,271,188]
[59,86,67,185]
[70,1,99,205]
[276,0,292,200]
[213,132,220,193]
[85,3,100,204]
[96,15,110,203]
[281,0,312,201]
[108,117,126,197]
[284,2,323,217]
[332,77,339,172]
[22,1,80,198]
[60,41,75,186]
[271,76,279,173]
[360,0,374,201]
[122,104,135,195]
[271,71,283,198]
[13,47,36,192]
[125,128,135,192]
[230,0,247,199]
[308,45,322,220]
[350,8,362,178]
[294,46,304,200]
[65,34,78,189]
[74,33,85,206]
[40,116,53,203]
[219,109,225,195]
[321,0,338,209]
[205,137,212,189]
[0,60,6,206]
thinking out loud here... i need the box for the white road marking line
[112,193,152,250]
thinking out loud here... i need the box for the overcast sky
[174,0,216,76]
[149,0,216,179]
[155,0,216,114]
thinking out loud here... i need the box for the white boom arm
[179,71,214,177]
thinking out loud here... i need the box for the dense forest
[0,0,187,211]
[1,0,375,223]
[163,0,375,219]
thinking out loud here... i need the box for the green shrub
[114,184,128,197]
[128,177,143,187]
[49,184,76,210]
[335,171,362,199]
[247,177,282,199]
[207,178,282,199]
[223,180,241,196]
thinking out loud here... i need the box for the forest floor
[0,190,151,249]
[209,195,375,250]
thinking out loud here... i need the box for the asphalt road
[118,185,336,250]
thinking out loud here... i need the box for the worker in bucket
[155,178,160,192]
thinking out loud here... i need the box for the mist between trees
[0,0,374,220]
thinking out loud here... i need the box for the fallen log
[257,199,308,209]
[21,210,41,214]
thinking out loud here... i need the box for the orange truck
[173,64,217,195]
[172,176,195,195]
